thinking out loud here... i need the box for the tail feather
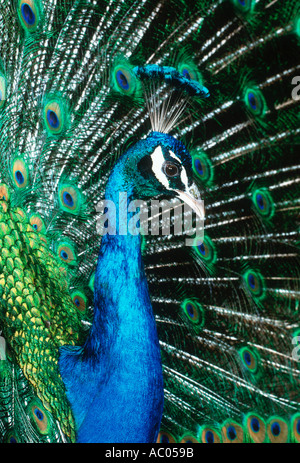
[0,0,299,443]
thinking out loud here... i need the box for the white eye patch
[150,146,189,191]
[169,150,189,190]
[150,146,171,189]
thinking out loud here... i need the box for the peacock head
[106,64,208,220]
[114,131,204,220]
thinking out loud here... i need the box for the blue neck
[59,161,164,443]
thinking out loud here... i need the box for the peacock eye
[162,161,180,178]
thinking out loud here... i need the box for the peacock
[0,0,299,444]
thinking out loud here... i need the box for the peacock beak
[175,183,205,220]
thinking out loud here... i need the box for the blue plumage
[59,227,164,442]
[59,131,200,442]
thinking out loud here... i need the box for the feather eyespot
[28,401,50,435]
[192,151,213,184]
[244,87,266,117]
[181,299,204,331]
[243,269,264,299]
[179,66,196,81]
[267,417,289,443]
[112,65,137,96]
[30,214,45,233]
[12,159,29,189]
[239,346,259,373]
[44,100,64,134]
[194,235,216,264]
[58,185,81,215]
[252,188,274,219]
[71,290,87,313]
[177,63,202,83]
[17,0,41,32]
[157,430,176,443]
[199,426,222,443]
[221,420,244,443]
[57,242,77,266]
[245,413,266,443]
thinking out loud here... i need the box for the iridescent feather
[0,0,299,444]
